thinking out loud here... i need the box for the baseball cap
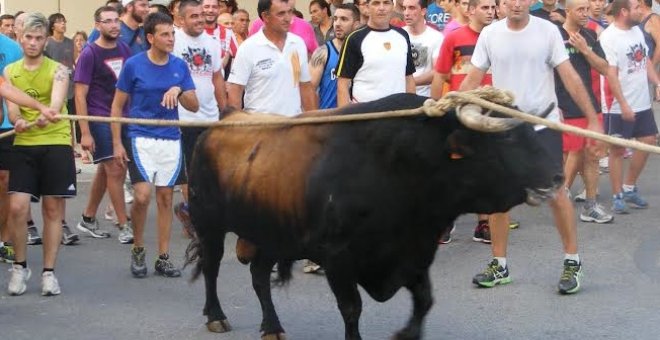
[122,0,134,6]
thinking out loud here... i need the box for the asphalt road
[2,121,660,339]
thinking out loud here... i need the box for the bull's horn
[456,104,521,132]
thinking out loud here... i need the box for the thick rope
[2,87,659,154]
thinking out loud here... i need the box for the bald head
[565,0,588,9]
[14,12,28,40]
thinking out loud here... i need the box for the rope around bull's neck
[3,86,660,154]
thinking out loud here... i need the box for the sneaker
[623,186,648,209]
[104,205,116,222]
[623,148,633,159]
[612,193,628,214]
[472,259,512,288]
[0,243,15,263]
[439,224,456,244]
[131,246,147,278]
[302,259,322,273]
[573,188,587,202]
[8,265,31,295]
[61,222,80,245]
[124,183,134,204]
[27,224,42,245]
[472,221,491,243]
[154,253,181,277]
[118,223,134,244]
[580,203,614,224]
[41,271,61,296]
[508,220,520,229]
[174,202,195,239]
[598,157,609,173]
[558,259,583,294]
[76,217,111,238]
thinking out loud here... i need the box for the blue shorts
[604,109,658,139]
[89,121,114,164]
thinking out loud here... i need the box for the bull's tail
[273,259,294,286]
[184,237,203,281]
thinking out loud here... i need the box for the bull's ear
[446,130,474,160]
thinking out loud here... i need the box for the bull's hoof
[206,319,232,333]
[391,329,419,340]
[261,332,286,340]
[236,238,257,265]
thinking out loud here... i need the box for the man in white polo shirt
[227,0,316,115]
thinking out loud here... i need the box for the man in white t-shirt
[403,0,444,96]
[599,0,660,214]
[460,0,603,294]
[171,0,227,236]
[227,0,316,116]
[336,0,416,106]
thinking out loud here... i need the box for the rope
[2,87,660,154]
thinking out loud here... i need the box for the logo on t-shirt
[104,58,124,79]
[181,46,213,76]
[411,42,428,68]
[626,43,647,74]
[384,42,392,51]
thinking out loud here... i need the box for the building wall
[0,0,320,39]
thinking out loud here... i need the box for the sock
[27,220,34,227]
[42,268,54,273]
[565,253,580,263]
[494,257,507,268]
[82,215,95,223]
[159,253,170,260]
[15,261,27,268]
[622,184,635,192]
[132,246,144,253]
[584,199,596,209]
[0,241,4,247]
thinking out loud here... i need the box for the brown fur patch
[202,111,335,228]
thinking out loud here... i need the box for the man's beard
[131,11,144,24]
[101,31,119,41]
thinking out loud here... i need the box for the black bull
[185,93,563,339]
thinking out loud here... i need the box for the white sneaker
[573,188,587,202]
[124,184,134,204]
[118,223,134,244]
[8,265,31,296]
[41,271,61,296]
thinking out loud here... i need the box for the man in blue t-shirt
[0,33,22,263]
[426,0,452,31]
[88,0,150,55]
[111,12,197,279]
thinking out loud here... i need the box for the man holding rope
[111,12,198,278]
[5,12,75,296]
[600,0,660,214]
[460,0,603,294]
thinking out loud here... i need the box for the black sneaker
[131,246,147,278]
[472,221,491,243]
[472,259,512,288]
[154,253,181,278]
[76,216,111,239]
[27,222,42,245]
[61,222,80,245]
[558,259,583,294]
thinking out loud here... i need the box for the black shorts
[181,127,207,173]
[537,128,564,175]
[8,145,77,200]
[0,128,15,170]
[604,109,658,139]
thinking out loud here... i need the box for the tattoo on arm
[54,65,70,82]
[310,46,328,68]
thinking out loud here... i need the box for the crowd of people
[0,0,658,300]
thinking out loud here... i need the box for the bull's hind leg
[250,256,286,339]
[393,271,433,340]
[203,237,231,333]
[325,261,363,340]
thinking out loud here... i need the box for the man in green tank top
[4,12,76,297]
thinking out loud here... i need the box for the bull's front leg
[203,237,231,333]
[325,257,363,340]
[250,255,286,340]
[393,270,433,340]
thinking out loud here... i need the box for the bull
[185,93,562,340]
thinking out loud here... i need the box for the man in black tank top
[638,0,660,66]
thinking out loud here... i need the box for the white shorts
[125,137,186,187]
